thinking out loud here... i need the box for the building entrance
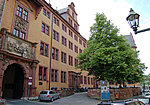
[2,63,24,99]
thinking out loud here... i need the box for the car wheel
[51,97,54,102]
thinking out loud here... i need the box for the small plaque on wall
[39,82,43,85]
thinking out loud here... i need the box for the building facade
[0,0,96,99]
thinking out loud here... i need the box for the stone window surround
[11,0,32,40]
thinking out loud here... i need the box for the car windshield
[40,91,48,94]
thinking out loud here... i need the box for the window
[79,39,82,45]
[16,6,28,21]
[54,17,59,26]
[42,23,45,33]
[46,26,49,35]
[52,47,59,61]
[74,24,77,30]
[53,30,59,41]
[42,23,49,35]
[16,6,22,18]
[69,55,73,66]
[43,68,47,81]
[69,41,73,50]
[43,8,46,16]
[91,78,93,84]
[39,66,42,80]
[40,42,49,57]
[74,58,78,67]
[62,24,67,32]
[51,69,54,82]
[61,71,66,83]
[44,44,48,56]
[39,66,47,81]
[62,36,67,46]
[74,35,78,42]
[61,51,67,63]
[69,18,72,26]
[40,42,44,55]
[47,11,50,18]
[83,43,86,48]
[72,12,74,18]
[79,49,82,53]
[43,8,50,19]
[13,28,26,39]
[69,30,73,37]
[51,69,58,82]
[80,75,83,84]
[84,76,87,84]
[13,28,19,37]
[74,45,78,53]
[22,9,28,21]
[88,77,90,84]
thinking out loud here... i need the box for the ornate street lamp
[126,8,150,34]
[126,8,140,34]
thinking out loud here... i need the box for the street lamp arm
[135,28,150,34]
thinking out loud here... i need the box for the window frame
[61,71,66,83]
[62,36,67,46]
[51,69,58,82]
[39,66,48,81]
[69,55,73,66]
[61,51,67,64]
[40,41,49,57]
[42,22,49,36]
[43,8,51,19]
[53,30,59,42]
[52,47,59,61]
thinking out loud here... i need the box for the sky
[46,0,150,75]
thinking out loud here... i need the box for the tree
[140,75,150,90]
[77,13,147,86]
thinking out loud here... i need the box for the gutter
[49,12,54,90]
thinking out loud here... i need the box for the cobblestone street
[6,92,101,105]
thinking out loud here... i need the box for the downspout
[0,0,6,30]
[49,12,54,90]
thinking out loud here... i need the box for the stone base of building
[88,87,141,100]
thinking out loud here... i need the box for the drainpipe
[49,12,54,90]
[0,0,6,30]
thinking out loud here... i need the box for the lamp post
[126,8,150,34]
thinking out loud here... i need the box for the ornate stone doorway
[2,63,24,99]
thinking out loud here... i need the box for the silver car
[39,90,60,102]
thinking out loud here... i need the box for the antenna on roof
[56,7,57,10]
[49,0,50,3]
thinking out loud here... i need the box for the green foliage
[140,75,150,88]
[77,13,147,84]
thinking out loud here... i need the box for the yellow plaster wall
[2,0,94,96]
[1,0,15,32]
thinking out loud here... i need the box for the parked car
[135,96,150,105]
[97,100,145,105]
[39,90,60,102]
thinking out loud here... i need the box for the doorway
[2,63,24,99]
